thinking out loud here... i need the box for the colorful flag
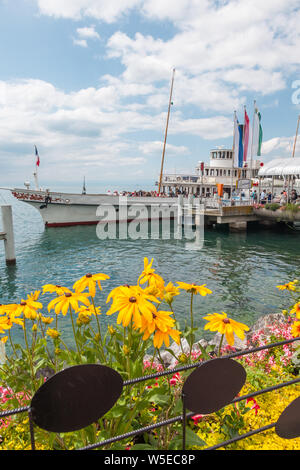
[233,112,240,167]
[238,124,244,168]
[252,108,263,157]
[243,109,250,163]
[233,112,244,168]
[34,145,40,167]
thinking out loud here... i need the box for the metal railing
[0,336,299,451]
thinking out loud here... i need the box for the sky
[1,0,300,193]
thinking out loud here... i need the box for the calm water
[0,189,299,345]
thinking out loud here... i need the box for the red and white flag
[34,145,40,167]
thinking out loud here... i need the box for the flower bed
[0,261,299,450]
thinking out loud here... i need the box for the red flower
[246,397,260,415]
[191,414,203,425]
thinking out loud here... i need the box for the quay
[178,196,259,232]
[0,205,16,265]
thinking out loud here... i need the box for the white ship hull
[11,189,178,227]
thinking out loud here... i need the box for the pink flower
[246,397,260,416]
[169,372,181,386]
[191,414,203,425]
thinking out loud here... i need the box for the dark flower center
[65,293,72,298]
[222,318,230,324]
[129,296,137,303]
[86,274,92,278]
[20,301,27,306]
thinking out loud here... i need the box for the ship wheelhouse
[161,148,261,197]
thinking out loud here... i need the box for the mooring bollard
[1,205,16,265]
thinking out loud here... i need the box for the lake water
[0,189,299,346]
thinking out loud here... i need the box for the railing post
[1,205,16,265]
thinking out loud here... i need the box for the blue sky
[1,0,300,192]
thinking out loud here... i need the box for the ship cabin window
[210,169,214,176]
[205,169,209,176]
[219,169,222,176]
[235,170,238,177]
[228,170,231,176]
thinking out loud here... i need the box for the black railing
[0,336,299,451]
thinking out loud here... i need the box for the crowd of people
[251,188,300,205]
[107,189,185,198]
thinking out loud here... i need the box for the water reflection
[1,192,300,345]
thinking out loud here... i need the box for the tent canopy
[258,158,300,177]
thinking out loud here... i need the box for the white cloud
[36,0,143,23]
[72,38,88,48]
[76,25,100,40]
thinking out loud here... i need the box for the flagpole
[33,145,40,191]
[158,68,175,194]
[292,115,300,158]
[231,110,236,202]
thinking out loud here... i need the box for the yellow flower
[138,258,165,290]
[139,310,176,337]
[1,336,8,343]
[73,272,110,297]
[106,285,158,328]
[276,281,296,291]
[46,328,60,339]
[48,291,90,315]
[163,282,180,304]
[76,311,91,326]
[42,284,72,295]
[15,298,43,319]
[203,312,249,346]
[40,315,54,325]
[108,325,116,335]
[177,282,212,296]
[290,302,300,318]
[0,316,10,334]
[77,305,101,317]
[27,290,41,301]
[0,303,18,314]
[152,327,181,349]
[291,320,300,338]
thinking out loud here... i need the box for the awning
[258,158,300,177]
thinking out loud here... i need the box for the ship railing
[0,336,299,451]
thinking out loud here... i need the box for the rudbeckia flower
[291,320,300,338]
[42,284,72,296]
[290,302,300,318]
[152,326,181,349]
[73,272,110,297]
[276,281,296,291]
[203,312,249,346]
[163,282,180,304]
[106,285,158,328]
[138,258,165,291]
[139,310,176,337]
[47,291,90,316]
[15,298,43,320]
[177,282,212,296]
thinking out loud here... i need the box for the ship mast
[158,68,175,194]
[292,114,300,158]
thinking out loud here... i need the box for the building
[161,147,261,197]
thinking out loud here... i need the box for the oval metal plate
[30,364,123,433]
[182,358,246,414]
[275,396,300,439]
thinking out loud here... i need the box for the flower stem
[189,292,195,358]
[22,315,36,391]
[218,334,224,357]
[69,305,81,360]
